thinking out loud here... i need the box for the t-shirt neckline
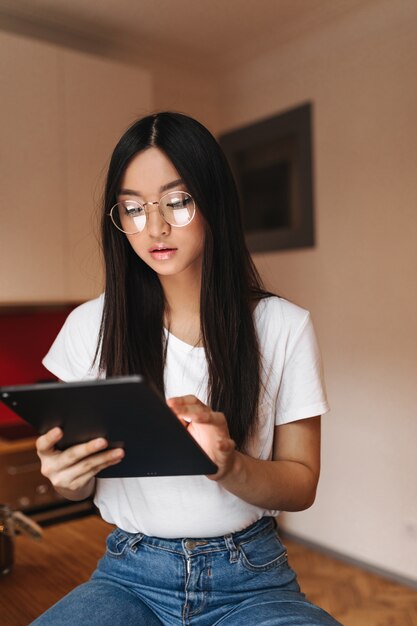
[162,298,267,353]
[163,328,205,353]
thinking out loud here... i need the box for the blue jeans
[31,517,342,625]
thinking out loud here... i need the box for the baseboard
[280,529,417,590]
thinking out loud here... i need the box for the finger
[70,455,122,489]
[168,402,211,419]
[36,427,63,454]
[167,395,201,408]
[71,447,125,480]
[51,448,125,489]
[171,413,192,429]
[40,437,110,477]
[188,410,227,427]
[167,399,229,433]
[59,437,110,469]
[217,437,236,453]
[208,438,237,480]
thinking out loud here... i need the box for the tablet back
[0,377,217,478]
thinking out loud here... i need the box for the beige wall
[0,30,153,303]
[218,0,417,581]
[0,30,218,304]
[150,62,218,134]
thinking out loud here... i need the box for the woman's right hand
[36,427,125,501]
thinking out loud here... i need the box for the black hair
[98,112,272,450]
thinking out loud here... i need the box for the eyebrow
[118,178,185,197]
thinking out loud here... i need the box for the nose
[145,204,170,238]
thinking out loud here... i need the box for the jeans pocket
[238,529,288,572]
[105,529,132,559]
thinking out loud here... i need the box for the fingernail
[94,438,107,449]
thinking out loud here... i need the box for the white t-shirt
[43,294,329,538]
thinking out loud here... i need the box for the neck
[159,270,202,346]
[159,267,201,315]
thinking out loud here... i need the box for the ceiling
[0,0,376,73]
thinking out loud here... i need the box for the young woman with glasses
[33,112,341,625]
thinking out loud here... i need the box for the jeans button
[185,540,196,550]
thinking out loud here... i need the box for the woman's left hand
[166,395,236,481]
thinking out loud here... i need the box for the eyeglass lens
[111,192,195,234]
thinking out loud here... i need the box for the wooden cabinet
[0,31,152,304]
[0,436,65,511]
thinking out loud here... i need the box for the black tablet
[0,376,218,478]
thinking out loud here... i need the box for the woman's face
[117,147,206,282]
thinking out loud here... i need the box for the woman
[33,112,341,625]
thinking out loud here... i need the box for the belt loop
[128,532,144,553]
[224,533,239,563]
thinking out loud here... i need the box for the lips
[148,245,177,253]
[148,245,178,261]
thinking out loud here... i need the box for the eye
[122,201,144,216]
[166,196,192,209]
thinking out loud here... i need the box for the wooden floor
[285,535,417,625]
[3,514,417,625]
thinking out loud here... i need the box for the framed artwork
[219,102,315,253]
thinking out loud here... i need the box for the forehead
[120,147,180,192]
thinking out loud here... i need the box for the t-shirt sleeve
[275,311,330,425]
[42,301,101,382]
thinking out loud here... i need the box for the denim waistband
[118,516,277,558]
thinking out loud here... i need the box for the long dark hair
[98,112,271,450]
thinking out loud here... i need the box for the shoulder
[42,294,105,381]
[254,295,310,336]
[254,297,329,421]
[66,293,104,326]
[61,293,105,342]
[254,296,318,364]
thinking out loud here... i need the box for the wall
[218,0,417,581]
[0,28,218,304]
[0,30,153,303]
[150,61,219,134]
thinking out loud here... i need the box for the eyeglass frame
[108,190,196,235]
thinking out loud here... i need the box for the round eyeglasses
[109,191,196,235]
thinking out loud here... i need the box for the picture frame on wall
[219,102,315,253]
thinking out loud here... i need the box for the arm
[167,395,320,512]
[36,427,125,501]
[219,417,321,511]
